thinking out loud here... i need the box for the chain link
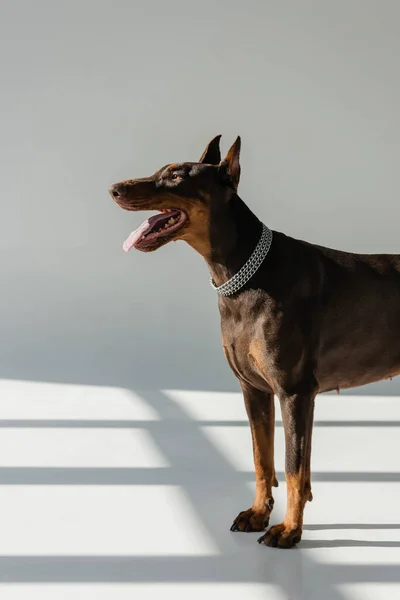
[210,224,273,296]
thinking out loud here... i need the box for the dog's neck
[207,194,264,289]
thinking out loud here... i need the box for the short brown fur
[110,135,400,549]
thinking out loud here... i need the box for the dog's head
[109,135,241,260]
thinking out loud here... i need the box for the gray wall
[1,0,400,393]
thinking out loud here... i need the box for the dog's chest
[220,303,277,390]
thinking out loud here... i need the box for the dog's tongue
[123,220,151,252]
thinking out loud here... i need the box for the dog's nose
[109,184,124,199]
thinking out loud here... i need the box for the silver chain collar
[210,223,273,297]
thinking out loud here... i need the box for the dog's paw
[258,522,302,549]
[230,506,271,533]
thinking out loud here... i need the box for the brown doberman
[110,135,400,549]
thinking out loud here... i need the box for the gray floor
[0,380,398,599]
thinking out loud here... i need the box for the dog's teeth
[168,218,175,225]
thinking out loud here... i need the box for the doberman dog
[110,135,400,549]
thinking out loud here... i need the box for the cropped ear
[199,135,222,165]
[219,136,241,191]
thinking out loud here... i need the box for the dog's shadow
[302,523,400,548]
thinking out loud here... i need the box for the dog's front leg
[259,388,316,549]
[230,383,277,533]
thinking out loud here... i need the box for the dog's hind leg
[230,384,277,533]
[259,384,316,548]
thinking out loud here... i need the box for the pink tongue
[123,220,151,252]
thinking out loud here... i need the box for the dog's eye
[171,172,182,181]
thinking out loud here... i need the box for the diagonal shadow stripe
[127,389,254,554]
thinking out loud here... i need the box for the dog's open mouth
[123,209,187,252]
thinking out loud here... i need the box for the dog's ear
[199,135,222,165]
[219,136,241,191]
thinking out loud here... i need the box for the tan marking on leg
[231,388,276,533]
[251,412,276,512]
[284,472,310,529]
[260,390,316,548]
[259,472,308,548]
